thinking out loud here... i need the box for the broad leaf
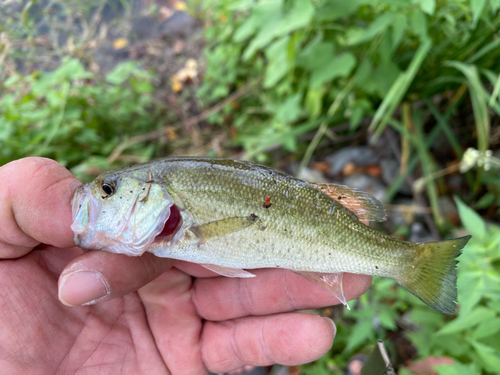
[437,306,494,335]
[454,196,486,243]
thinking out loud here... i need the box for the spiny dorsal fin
[309,182,387,222]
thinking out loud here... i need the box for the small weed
[0,58,164,180]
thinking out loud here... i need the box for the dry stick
[108,79,260,163]
[416,193,441,240]
[82,2,106,44]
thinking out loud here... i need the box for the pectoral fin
[294,271,349,309]
[190,214,261,244]
[202,264,256,278]
[309,182,387,222]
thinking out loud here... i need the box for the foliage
[198,0,500,151]
[0,58,164,180]
[196,0,500,220]
[300,198,500,375]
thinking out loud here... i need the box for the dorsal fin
[309,182,387,222]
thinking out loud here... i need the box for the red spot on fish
[159,205,181,237]
[263,196,272,209]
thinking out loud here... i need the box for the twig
[82,1,106,44]
[108,79,260,163]
[415,193,441,240]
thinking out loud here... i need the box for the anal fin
[202,264,256,278]
[309,182,387,222]
[294,271,349,309]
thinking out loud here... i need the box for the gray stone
[408,222,436,243]
[294,166,329,183]
[387,198,425,227]
[159,11,195,38]
[325,146,378,175]
[380,157,413,195]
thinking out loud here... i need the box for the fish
[71,157,471,314]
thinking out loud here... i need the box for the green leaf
[454,196,486,242]
[437,306,494,336]
[296,40,335,72]
[458,271,486,316]
[391,13,407,51]
[369,38,432,140]
[476,192,496,209]
[4,74,20,87]
[310,52,356,88]
[471,0,487,28]
[242,0,284,60]
[378,305,397,330]
[345,12,394,46]
[491,0,500,12]
[233,0,281,42]
[106,61,140,85]
[274,0,314,36]
[371,61,401,97]
[469,339,500,372]
[472,317,500,340]
[349,99,371,131]
[316,0,363,21]
[275,93,303,122]
[445,61,490,152]
[344,318,374,353]
[435,361,480,375]
[305,87,324,119]
[418,0,436,15]
[263,36,291,88]
[409,9,428,40]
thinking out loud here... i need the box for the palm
[0,246,170,373]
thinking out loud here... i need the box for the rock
[408,222,435,243]
[380,157,413,195]
[295,167,329,183]
[325,146,378,176]
[159,11,195,38]
[130,16,160,41]
[388,198,425,227]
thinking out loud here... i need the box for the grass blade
[368,38,432,142]
[444,61,490,152]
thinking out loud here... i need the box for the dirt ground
[0,0,206,122]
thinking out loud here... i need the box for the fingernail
[323,317,337,337]
[59,270,109,306]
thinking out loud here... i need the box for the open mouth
[153,204,183,243]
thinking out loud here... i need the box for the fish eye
[101,181,116,197]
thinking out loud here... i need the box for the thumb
[58,250,175,306]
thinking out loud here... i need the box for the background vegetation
[1,0,499,373]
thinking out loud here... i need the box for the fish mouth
[71,181,175,256]
[71,184,94,240]
[153,204,183,244]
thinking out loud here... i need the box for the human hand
[0,157,371,374]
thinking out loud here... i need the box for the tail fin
[398,235,471,314]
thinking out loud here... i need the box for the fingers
[0,157,80,258]
[201,313,335,373]
[193,269,372,321]
[138,268,207,375]
[58,250,175,306]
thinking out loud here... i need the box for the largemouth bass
[71,157,470,314]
